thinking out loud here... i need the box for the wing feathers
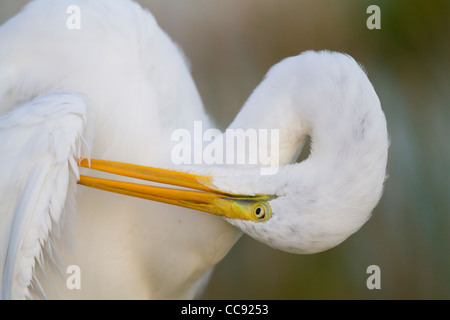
[0,91,93,299]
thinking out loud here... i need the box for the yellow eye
[252,202,271,222]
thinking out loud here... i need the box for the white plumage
[0,92,92,299]
[220,52,388,253]
[0,0,388,299]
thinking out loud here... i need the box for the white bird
[0,0,388,300]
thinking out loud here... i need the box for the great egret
[0,0,388,299]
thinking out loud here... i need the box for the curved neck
[231,52,388,173]
[226,52,389,253]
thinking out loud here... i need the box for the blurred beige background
[1,0,449,299]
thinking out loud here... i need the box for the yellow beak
[77,159,273,222]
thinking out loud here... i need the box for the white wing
[0,92,93,299]
[0,0,215,299]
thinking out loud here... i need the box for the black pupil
[256,207,262,215]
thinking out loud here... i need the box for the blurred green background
[1,0,449,299]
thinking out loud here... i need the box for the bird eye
[253,204,267,221]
